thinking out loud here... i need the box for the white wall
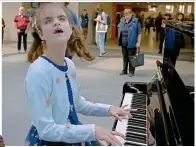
[2,2,23,41]
[68,2,79,18]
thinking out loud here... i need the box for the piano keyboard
[115,93,147,146]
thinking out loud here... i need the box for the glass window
[187,5,192,14]
[179,5,185,13]
[166,5,174,13]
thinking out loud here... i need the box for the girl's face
[164,15,169,20]
[39,5,72,44]
[178,14,183,21]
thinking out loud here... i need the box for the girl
[25,3,135,146]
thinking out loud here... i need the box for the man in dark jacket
[155,12,163,41]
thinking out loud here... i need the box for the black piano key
[133,93,146,97]
[130,117,146,123]
[128,122,146,128]
[132,102,146,105]
[133,95,146,99]
[131,105,146,109]
[125,137,146,144]
[126,131,146,138]
[131,112,146,116]
[131,104,146,108]
[130,118,146,123]
[125,134,147,144]
[126,126,146,134]
[124,142,140,146]
[130,109,146,114]
[129,122,146,127]
[132,114,146,120]
[132,99,146,103]
[128,121,145,127]
[128,120,146,126]
[126,132,146,140]
[127,124,146,129]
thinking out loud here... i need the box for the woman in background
[118,8,142,77]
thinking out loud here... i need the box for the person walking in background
[158,13,171,54]
[2,18,5,55]
[79,9,91,40]
[13,7,30,53]
[94,4,107,57]
[144,16,151,34]
[164,13,185,67]
[188,13,194,50]
[118,8,142,77]
[140,13,144,30]
[188,13,194,22]
[105,14,111,43]
[155,12,163,41]
[2,18,5,44]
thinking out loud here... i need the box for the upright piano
[112,59,194,146]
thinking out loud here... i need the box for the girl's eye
[59,17,67,21]
[45,19,52,24]
[59,18,65,21]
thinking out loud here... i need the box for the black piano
[112,59,194,146]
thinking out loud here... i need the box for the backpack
[107,15,111,25]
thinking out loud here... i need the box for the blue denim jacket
[118,16,141,48]
[165,28,175,50]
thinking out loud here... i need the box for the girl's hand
[109,106,137,121]
[95,126,124,146]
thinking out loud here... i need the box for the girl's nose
[53,19,60,27]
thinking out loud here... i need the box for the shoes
[128,73,134,77]
[119,72,134,77]
[158,51,162,54]
[99,52,107,57]
[119,71,127,75]
[18,50,20,53]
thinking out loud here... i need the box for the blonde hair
[27,3,94,63]
[124,8,132,15]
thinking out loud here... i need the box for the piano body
[112,60,194,146]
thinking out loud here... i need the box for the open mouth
[54,28,64,34]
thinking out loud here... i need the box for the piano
[112,59,194,146]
